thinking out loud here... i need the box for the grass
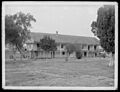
[5,57,114,87]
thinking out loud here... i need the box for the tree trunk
[16,44,26,61]
[51,51,52,59]
[31,51,33,59]
[51,51,54,59]
[53,51,55,58]
[20,54,23,61]
[45,51,48,62]
[65,52,69,62]
[13,47,16,61]
[34,51,37,60]
[109,53,114,66]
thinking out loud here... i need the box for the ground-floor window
[95,53,97,57]
[62,51,65,55]
[61,44,64,48]
[84,52,87,57]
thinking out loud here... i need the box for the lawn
[5,57,114,87]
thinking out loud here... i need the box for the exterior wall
[24,36,102,58]
[5,44,102,59]
[82,44,88,50]
[56,43,66,56]
[56,43,101,58]
[89,45,94,51]
[58,43,66,50]
[25,38,38,51]
[7,36,101,59]
[81,44,101,57]
[25,43,67,58]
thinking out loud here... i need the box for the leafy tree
[65,44,81,61]
[5,12,36,60]
[65,44,76,55]
[12,12,36,43]
[91,5,115,66]
[75,51,82,59]
[39,35,57,59]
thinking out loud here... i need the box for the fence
[5,50,64,60]
[5,50,103,61]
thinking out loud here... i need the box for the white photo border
[2,1,118,90]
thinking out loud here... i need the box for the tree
[12,12,36,43]
[39,35,57,59]
[5,12,36,60]
[65,44,76,61]
[75,51,82,59]
[91,5,115,66]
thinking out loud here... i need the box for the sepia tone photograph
[2,1,118,90]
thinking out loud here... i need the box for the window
[24,48,27,51]
[95,53,97,57]
[82,45,84,49]
[84,52,87,57]
[61,44,64,48]
[88,45,90,50]
[94,45,97,50]
[37,43,39,47]
[62,51,65,55]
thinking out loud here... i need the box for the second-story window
[61,44,64,48]
[82,45,84,49]
[37,43,39,47]
[94,45,97,50]
[62,51,65,55]
[88,45,90,50]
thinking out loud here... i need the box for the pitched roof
[30,32,99,45]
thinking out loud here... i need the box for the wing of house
[27,32,102,58]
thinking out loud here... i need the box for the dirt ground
[5,57,114,87]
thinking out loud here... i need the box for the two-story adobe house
[25,32,103,58]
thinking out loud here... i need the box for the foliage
[65,44,82,61]
[75,51,82,59]
[5,12,36,53]
[39,35,57,52]
[99,52,106,58]
[5,15,23,52]
[12,12,36,42]
[91,5,115,54]
[65,43,76,55]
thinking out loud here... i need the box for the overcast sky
[4,2,104,37]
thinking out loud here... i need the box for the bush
[99,52,106,58]
[76,51,82,59]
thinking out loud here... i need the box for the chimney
[56,31,58,35]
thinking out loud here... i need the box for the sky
[4,2,104,37]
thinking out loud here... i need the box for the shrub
[76,51,82,59]
[99,52,106,58]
